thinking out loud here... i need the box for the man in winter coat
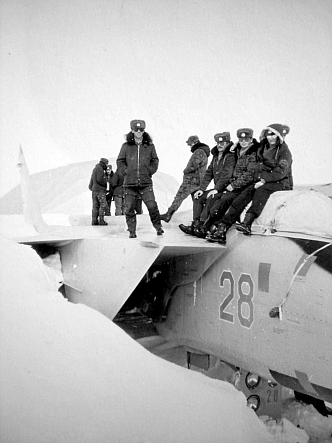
[205,128,260,244]
[178,132,235,236]
[160,135,210,223]
[236,123,292,235]
[105,164,114,216]
[111,168,142,216]
[116,119,163,238]
[110,169,125,216]
[88,157,109,225]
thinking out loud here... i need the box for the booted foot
[179,224,194,235]
[160,209,175,223]
[156,228,164,236]
[206,230,226,245]
[193,227,208,239]
[129,232,137,238]
[235,223,251,235]
[99,215,108,226]
[160,213,171,222]
[91,220,99,226]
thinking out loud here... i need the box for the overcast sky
[1,0,331,196]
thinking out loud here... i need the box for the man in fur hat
[88,157,109,225]
[117,120,163,238]
[160,135,210,223]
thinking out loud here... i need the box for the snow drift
[0,237,272,443]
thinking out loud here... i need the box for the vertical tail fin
[17,146,49,233]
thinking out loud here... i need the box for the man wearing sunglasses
[178,132,235,237]
[236,123,293,235]
[117,120,163,238]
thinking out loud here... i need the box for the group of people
[89,119,292,242]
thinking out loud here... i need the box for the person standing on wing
[236,123,292,235]
[88,157,109,226]
[160,135,210,222]
[105,163,114,216]
[117,120,163,238]
[178,132,235,236]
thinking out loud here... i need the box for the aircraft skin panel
[60,238,163,319]
[58,233,226,320]
[158,230,332,397]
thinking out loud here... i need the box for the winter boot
[129,232,137,238]
[156,227,164,236]
[206,223,227,245]
[193,222,208,239]
[205,224,217,240]
[236,213,255,235]
[160,208,175,223]
[179,221,197,236]
[99,215,108,226]
[91,217,99,226]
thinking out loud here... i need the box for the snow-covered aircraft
[10,147,332,417]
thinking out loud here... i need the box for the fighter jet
[8,147,332,417]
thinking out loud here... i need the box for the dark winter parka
[182,142,210,187]
[117,132,159,187]
[200,142,236,192]
[229,139,259,191]
[256,138,293,190]
[110,170,124,197]
[88,160,108,192]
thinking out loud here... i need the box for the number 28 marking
[219,270,254,328]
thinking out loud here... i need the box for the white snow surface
[0,237,275,443]
[0,237,319,443]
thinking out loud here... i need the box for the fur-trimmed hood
[259,123,284,144]
[125,131,153,145]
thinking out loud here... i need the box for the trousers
[124,186,161,233]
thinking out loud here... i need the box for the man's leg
[248,183,283,218]
[207,186,254,243]
[209,192,236,221]
[114,195,124,216]
[222,186,255,226]
[92,192,99,225]
[236,183,282,235]
[161,181,198,223]
[98,192,108,225]
[135,197,143,214]
[141,187,163,234]
[124,188,138,237]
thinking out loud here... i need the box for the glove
[194,190,203,199]
[207,189,218,198]
[254,180,265,189]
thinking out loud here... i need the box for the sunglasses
[267,132,276,136]
[134,128,144,132]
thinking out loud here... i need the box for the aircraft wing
[57,226,225,319]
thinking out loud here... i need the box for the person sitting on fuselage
[179,132,236,236]
[236,123,293,236]
[202,128,259,243]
